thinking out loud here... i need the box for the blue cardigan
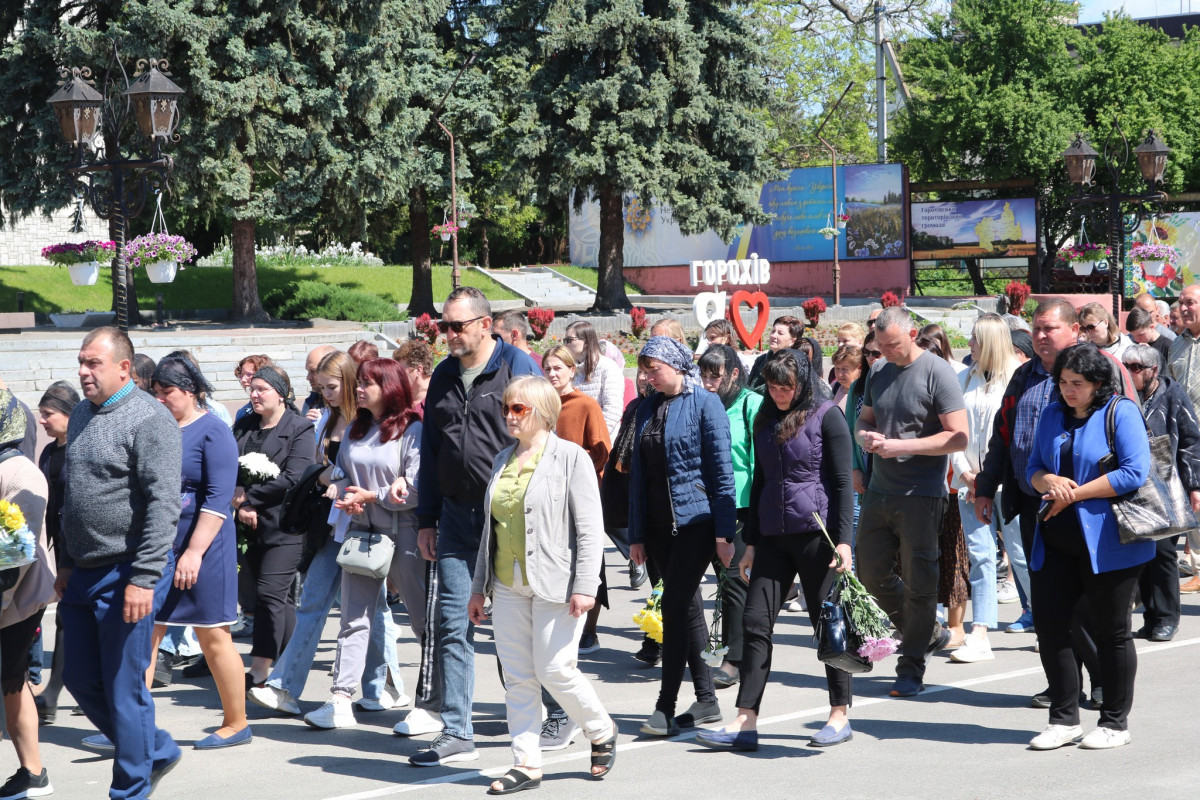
[1026,396,1155,574]
[628,382,737,545]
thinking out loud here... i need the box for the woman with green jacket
[698,345,763,689]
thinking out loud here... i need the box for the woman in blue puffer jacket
[629,336,737,738]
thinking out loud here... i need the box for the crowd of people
[0,284,1197,798]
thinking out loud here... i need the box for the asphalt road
[31,548,1200,800]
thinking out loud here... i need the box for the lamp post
[429,52,477,291]
[1061,119,1168,316]
[46,43,184,331]
[813,82,855,307]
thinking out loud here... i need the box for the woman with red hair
[303,359,427,730]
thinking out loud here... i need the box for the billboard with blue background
[568,164,908,268]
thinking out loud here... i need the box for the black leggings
[737,531,852,712]
[645,521,717,717]
[1031,541,1142,731]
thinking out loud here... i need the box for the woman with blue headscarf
[628,336,737,738]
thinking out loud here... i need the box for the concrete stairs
[1,326,380,409]
[478,266,596,309]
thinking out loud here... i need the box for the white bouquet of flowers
[0,500,36,570]
[238,453,281,487]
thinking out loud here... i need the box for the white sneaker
[1079,727,1131,750]
[1029,724,1083,750]
[949,632,995,663]
[784,600,803,613]
[304,696,357,729]
[247,684,301,716]
[392,707,443,737]
[997,580,1019,604]
[355,684,412,712]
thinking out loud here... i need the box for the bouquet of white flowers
[0,500,36,571]
[238,453,281,487]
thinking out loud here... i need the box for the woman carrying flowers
[0,391,57,797]
[231,367,315,688]
[697,349,855,751]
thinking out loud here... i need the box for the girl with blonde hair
[948,314,1026,663]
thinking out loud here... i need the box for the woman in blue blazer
[1026,343,1154,752]
[628,337,737,738]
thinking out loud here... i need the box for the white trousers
[491,566,611,768]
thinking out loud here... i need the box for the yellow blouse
[490,443,545,586]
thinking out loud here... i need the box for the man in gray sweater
[57,327,183,799]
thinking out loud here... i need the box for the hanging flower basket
[1056,243,1110,273]
[42,241,116,285]
[67,261,101,285]
[1070,260,1096,276]
[431,222,460,242]
[818,226,839,241]
[837,213,850,229]
[145,259,179,283]
[1129,243,1180,278]
[125,233,197,281]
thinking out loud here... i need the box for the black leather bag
[279,462,333,571]
[814,580,873,674]
[1098,398,1200,545]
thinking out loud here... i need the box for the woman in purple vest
[696,349,856,751]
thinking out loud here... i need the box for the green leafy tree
[1,0,448,321]
[890,0,1200,283]
[492,0,777,310]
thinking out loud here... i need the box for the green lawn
[0,264,517,314]
[545,264,642,296]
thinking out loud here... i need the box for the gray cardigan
[472,434,604,603]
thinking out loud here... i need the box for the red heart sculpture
[729,290,770,350]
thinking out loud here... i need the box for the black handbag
[1098,397,1200,545]
[279,462,334,572]
[814,579,873,674]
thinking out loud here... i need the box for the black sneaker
[0,766,53,799]
[633,638,661,666]
[578,632,601,654]
[408,732,479,767]
[152,654,173,689]
[33,695,56,726]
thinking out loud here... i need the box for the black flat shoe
[487,768,541,795]
[1150,624,1177,642]
[182,657,211,679]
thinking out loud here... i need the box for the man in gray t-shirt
[855,308,967,697]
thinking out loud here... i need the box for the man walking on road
[855,307,968,698]
[59,327,183,799]
[407,288,540,766]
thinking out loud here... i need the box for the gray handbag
[336,527,395,579]
[1098,397,1200,544]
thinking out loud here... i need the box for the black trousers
[1031,540,1142,731]
[244,538,305,660]
[711,513,749,663]
[645,521,717,716]
[1138,534,1182,630]
[1016,491,1101,689]
[736,531,852,712]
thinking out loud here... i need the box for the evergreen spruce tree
[494,0,776,310]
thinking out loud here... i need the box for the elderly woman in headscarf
[628,336,737,738]
[0,390,58,796]
[148,357,251,748]
[231,366,316,689]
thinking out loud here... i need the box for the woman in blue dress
[149,357,250,749]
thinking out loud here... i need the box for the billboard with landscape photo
[911,199,1038,260]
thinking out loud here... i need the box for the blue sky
[1078,0,1197,22]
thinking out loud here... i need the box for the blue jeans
[158,625,201,658]
[958,494,998,629]
[435,499,484,740]
[61,561,181,800]
[265,538,399,701]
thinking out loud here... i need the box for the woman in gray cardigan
[468,376,615,794]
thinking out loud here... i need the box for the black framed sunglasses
[1080,322,1103,334]
[436,315,486,334]
[1124,363,1153,374]
[864,348,882,359]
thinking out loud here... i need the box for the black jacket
[233,410,317,546]
[416,335,541,531]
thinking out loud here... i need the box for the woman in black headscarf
[231,366,315,689]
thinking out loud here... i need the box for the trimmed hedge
[263,280,405,322]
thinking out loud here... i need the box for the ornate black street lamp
[46,43,184,330]
[1061,119,1169,315]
